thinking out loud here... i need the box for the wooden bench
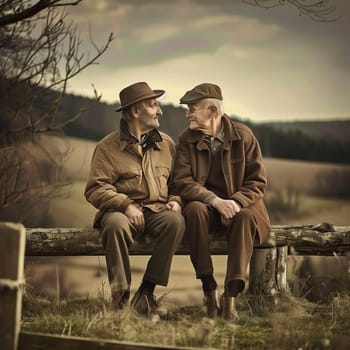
[1,221,350,350]
[24,222,350,294]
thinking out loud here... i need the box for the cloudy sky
[66,0,350,122]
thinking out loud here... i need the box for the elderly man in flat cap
[85,82,185,317]
[173,83,270,321]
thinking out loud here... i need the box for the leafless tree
[0,0,113,145]
[0,0,113,224]
[242,0,338,21]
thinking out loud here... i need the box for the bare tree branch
[242,0,338,21]
[0,0,82,27]
[0,0,113,219]
[0,3,113,144]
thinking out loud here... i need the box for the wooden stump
[248,246,288,295]
[0,222,26,350]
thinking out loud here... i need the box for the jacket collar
[119,118,162,151]
[185,114,241,146]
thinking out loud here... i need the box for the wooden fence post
[248,246,288,295]
[0,222,26,350]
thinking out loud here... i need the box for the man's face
[185,101,211,133]
[138,98,163,132]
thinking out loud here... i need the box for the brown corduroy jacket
[173,114,271,243]
[85,119,181,228]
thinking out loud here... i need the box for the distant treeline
[61,93,350,164]
[244,121,350,164]
[3,82,347,164]
[61,95,350,164]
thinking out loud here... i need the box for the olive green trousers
[100,209,185,295]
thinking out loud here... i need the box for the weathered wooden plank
[19,331,198,350]
[0,222,26,350]
[268,223,350,255]
[25,224,350,256]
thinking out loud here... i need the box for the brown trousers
[100,209,185,295]
[183,201,257,296]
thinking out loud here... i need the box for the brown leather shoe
[130,288,158,317]
[204,290,220,318]
[112,289,130,310]
[219,294,239,321]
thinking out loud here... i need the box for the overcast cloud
[65,0,350,122]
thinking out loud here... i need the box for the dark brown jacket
[173,114,270,243]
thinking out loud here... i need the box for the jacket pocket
[155,166,170,195]
[116,168,142,193]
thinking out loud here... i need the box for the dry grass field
[46,136,350,228]
[21,292,350,349]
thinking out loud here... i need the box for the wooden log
[19,331,197,350]
[248,246,288,295]
[268,223,350,255]
[25,224,350,256]
[0,222,26,350]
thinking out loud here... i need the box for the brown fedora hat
[115,82,165,111]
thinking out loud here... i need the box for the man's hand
[166,201,182,213]
[210,197,241,219]
[125,204,145,232]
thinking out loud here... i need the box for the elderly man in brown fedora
[85,82,185,317]
[173,83,270,321]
